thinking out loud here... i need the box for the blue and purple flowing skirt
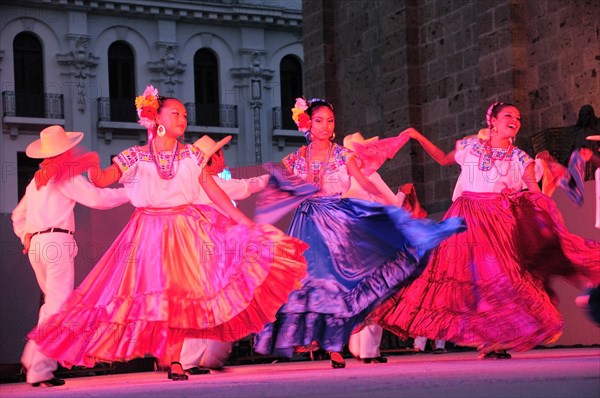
[254,195,466,357]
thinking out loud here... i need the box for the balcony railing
[2,91,64,119]
[184,103,238,128]
[97,97,137,123]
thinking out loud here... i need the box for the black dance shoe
[329,352,346,369]
[168,362,189,381]
[31,377,65,387]
[481,350,511,360]
[184,366,211,375]
[363,356,388,364]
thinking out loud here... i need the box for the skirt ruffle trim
[375,272,563,353]
[31,224,308,368]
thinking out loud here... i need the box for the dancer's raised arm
[401,127,456,166]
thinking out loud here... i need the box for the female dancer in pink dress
[28,86,308,381]
[372,102,600,359]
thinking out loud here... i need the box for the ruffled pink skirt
[30,204,307,367]
[372,191,599,354]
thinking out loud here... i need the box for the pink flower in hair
[291,97,311,132]
[294,97,308,111]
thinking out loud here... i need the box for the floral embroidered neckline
[306,142,333,187]
[150,140,179,180]
[475,139,514,174]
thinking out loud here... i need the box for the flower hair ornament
[291,97,335,143]
[291,97,311,140]
[485,101,504,131]
[135,85,161,136]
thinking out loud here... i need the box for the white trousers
[21,233,77,383]
[348,325,383,359]
[414,336,446,351]
[180,338,232,370]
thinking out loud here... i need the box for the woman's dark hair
[490,102,517,118]
[306,98,334,118]
[157,96,178,112]
[486,102,517,129]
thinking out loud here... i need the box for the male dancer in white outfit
[343,133,404,364]
[178,135,269,375]
[12,126,129,387]
[413,336,446,353]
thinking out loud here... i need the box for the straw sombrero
[343,132,379,152]
[193,135,232,158]
[26,125,84,159]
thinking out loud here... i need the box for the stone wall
[302,0,600,213]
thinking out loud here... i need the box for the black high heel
[363,356,388,364]
[329,352,346,369]
[481,350,511,360]
[168,362,189,381]
[31,377,65,387]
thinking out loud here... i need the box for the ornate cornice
[3,0,302,29]
[147,42,186,96]
[56,35,99,112]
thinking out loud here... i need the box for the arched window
[193,49,220,127]
[13,32,44,118]
[108,41,136,122]
[279,55,303,130]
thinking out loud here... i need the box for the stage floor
[1,347,598,398]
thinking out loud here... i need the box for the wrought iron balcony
[97,97,137,123]
[272,106,304,150]
[184,103,238,128]
[2,91,64,119]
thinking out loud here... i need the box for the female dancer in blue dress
[254,98,466,368]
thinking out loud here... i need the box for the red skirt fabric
[372,191,599,354]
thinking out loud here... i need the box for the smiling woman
[24,85,310,384]
[370,102,600,360]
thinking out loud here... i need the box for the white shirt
[12,175,129,243]
[343,171,400,205]
[194,174,270,204]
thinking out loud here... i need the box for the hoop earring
[309,133,315,142]
[330,132,336,141]
[491,127,497,136]
[157,124,166,137]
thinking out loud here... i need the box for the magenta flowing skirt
[372,191,599,354]
[29,204,307,367]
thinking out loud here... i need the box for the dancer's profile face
[157,99,188,138]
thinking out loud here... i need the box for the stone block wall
[302,0,599,213]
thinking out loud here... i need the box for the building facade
[1,0,306,214]
[0,0,306,365]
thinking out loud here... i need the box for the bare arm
[199,169,254,225]
[346,157,396,205]
[522,162,541,193]
[402,128,456,166]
